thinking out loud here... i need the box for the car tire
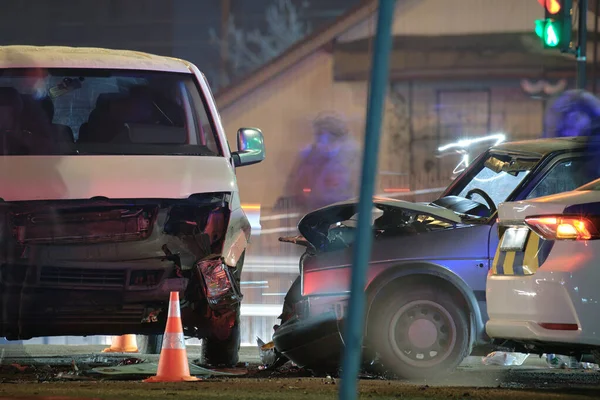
[201,308,241,367]
[136,334,163,354]
[368,285,469,379]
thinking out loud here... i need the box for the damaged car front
[273,200,466,374]
[272,137,600,378]
[0,47,265,367]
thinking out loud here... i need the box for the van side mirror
[232,127,265,167]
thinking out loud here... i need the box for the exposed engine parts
[0,193,246,340]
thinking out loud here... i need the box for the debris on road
[9,363,28,372]
[1,354,115,367]
[54,371,96,381]
[0,351,247,383]
[546,354,599,370]
[482,351,529,366]
[90,361,241,379]
[257,337,288,370]
[116,357,144,366]
[481,351,600,370]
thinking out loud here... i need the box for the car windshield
[456,166,530,206]
[440,152,537,215]
[0,68,221,156]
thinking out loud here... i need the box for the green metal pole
[338,1,396,399]
[577,0,588,89]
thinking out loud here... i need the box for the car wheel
[136,334,163,354]
[201,308,241,367]
[368,286,469,379]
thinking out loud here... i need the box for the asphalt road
[0,345,598,399]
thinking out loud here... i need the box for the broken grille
[40,266,126,287]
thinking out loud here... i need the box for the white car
[486,177,600,361]
[0,46,265,366]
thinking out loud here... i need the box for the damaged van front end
[0,190,250,340]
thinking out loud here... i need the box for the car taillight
[197,259,242,308]
[525,215,600,241]
[538,323,579,331]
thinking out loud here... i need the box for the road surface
[0,345,598,399]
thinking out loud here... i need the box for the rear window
[0,68,221,156]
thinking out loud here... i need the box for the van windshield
[0,68,221,156]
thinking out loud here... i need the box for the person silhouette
[282,113,361,211]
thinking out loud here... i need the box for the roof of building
[0,45,192,73]
[215,0,378,110]
[213,0,590,109]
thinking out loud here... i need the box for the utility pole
[338,1,395,399]
[577,0,588,89]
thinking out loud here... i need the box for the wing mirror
[232,127,265,167]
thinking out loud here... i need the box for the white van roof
[0,45,193,73]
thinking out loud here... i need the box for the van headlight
[197,259,242,308]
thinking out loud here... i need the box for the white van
[0,46,265,367]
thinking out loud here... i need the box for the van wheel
[136,334,163,354]
[201,309,241,367]
[368,286,469,379]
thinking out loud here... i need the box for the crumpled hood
[0,155,237,201]
[297,198,462,248]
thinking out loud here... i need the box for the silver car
[273,136,600,378]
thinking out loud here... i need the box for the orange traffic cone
[102,334,139,353]
[144,291,200,382]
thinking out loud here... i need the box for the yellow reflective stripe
[503,251,516,275]
[522,233,540,275]
[491,249,501,275]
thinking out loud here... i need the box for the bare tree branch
[208,0,312,90]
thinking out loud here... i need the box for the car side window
[525,157,600,199]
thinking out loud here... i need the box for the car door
[489,152,600,261]
[516,153,600,202]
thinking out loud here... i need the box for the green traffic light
[535,20,544,38]
[544,21,560,47]
[534,19,561,48]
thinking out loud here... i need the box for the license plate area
[500,227,530,252]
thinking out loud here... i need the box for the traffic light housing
[535,0,573,51]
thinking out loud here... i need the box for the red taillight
[525,215,600,241]
[538,323,579,331]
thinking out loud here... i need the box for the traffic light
[535,0,573,51]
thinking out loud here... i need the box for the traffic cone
[144,291,200,382]
[102,334,139,353]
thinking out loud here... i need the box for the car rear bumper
[486,272,600,346]
[272,311,343,369]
